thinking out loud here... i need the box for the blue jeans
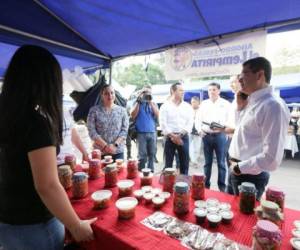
[164,135,189,175]
[230,171,270,200]
[0,217,64,250]
[137,132,156,171]
[203,133,227,191]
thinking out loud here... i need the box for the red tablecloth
[69,169,300,250]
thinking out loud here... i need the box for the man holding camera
[131,85,159,172]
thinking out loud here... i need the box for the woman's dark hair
[0,45,63,144]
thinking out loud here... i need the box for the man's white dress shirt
[229,86,290,175]
[159,100,194,135]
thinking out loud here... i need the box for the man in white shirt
[228,57,290,200]
[195,83,231,191]
[159,82,194,175]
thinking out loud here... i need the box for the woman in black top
[0,45,96,250]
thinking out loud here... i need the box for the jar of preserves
[140,168,153,186]
[72,172,88,199]
[266,186,285,211]
[91,149,101,159]
[127,159,138,179]
[88,159,101,179]
[253,220,282,250]
[162,168,176,193]
[104,164,118,188]
[191,173,205,200]
[173,182,189,215]
[58,165,72,189]
[64,154,76,171]
[239,182,256,214]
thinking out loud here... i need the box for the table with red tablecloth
[68,169,300,250]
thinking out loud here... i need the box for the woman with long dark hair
[0,45,96,249]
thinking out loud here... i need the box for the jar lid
[174,182,189,193]
[142,168,151,177]
[255,220,282,240]
[115,197,138,210]
[261,199,280,212]
[192,173,205,181]
[58,165,71,174]
[152,196,165,205]
[266,186,285,197]
[207,213,222,223]
[117,179,134,189]
[89,159,101,167]
[194,200,207,208]
[164,168,176,174]
[104,164,117,172]
[91,190,112,201]
[221,210,234,220]
[115,159,123,165]
[72,172,87,181]
[219,202,231,211]
[194,208,207,217]
[65,154,75,161]
[240,182,256,192]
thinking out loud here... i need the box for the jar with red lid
[266,186,285,211]
[253,220,282,250]
[162,168,176,193]
[64,154,76,171]
[191,173,205,200]
[140,168,153,186]
[58,165,72,189]
[72,172,88,199]
[173,182,189,215]
[91,149,101,159]
[127,159,138,179]
[88,159,101,179]
[104,164,118,188]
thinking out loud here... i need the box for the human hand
[69,218,97,242]
[236,91,248,111]
[170,134,183,145]
[82,152,90,162]
[105,144,117,154]
[230,162,241,176]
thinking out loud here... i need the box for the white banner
[165,30,266,80]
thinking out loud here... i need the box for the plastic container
[143,192,154,204]
[133,189,144,200]
[117,180,134,197]
[64,154,76,171]
[115,197,138,219]
[173,182,189,215]
[162,168,176,193]
[91,149,101,159]
[194,200,206,209]
[127,159,138,179]
[266,186,285,211]
[191,173,205,200]
[290,238,300,250]
[141,185,152,193]
[253,220,282,250]
[104,164,118,188]
[140,168,153,186]
[194,208,207,224]
[221,210,234,224]
[207,206,219,214]
[239,182,256,214]
[206,198,219,207]
[207,213,222,228]
[219,202,231,211]
[152,196,165,209]
[91,190,112,209]
[88,159,101,179]
[292,228,300,238]
[72,172,88,199]
[58,165,72,189]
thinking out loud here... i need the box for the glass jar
[72,172,88,199]
[64,154,76,171]
[127,159,138,179]
[91,149,101,159]
[173,182,189,215]
[191,173,205,200]
[239,182,256,214]
[162,168,176,193]
[88,159,101,179]
[104,164,118,188]
[140,168,153,186]
[253,220,282,250]
[58,165,72,189]
[266,186,285,211]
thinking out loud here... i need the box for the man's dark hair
[208,82,220,89]
[170,82,182,94]
[243,57,272,83]
[191,96,200,102]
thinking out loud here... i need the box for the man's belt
[229,156,241,163]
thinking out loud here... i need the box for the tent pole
[109,61,112,85]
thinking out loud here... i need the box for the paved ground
[129,138,300,210]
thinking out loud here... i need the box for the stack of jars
[58,165,72,189]
[64,154,76,171]
[127,159,138,179]
[191,173,205,200]
[72,172,88,199]
[173,182,189,215]
[162,168,176,193]
[253,220,282,250]
[239,182,257,214]
[266,186,285,211]
[88,159,102,179]
[104,164,118,188]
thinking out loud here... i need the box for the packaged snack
[116,197,138,219]
[91,190,112,209]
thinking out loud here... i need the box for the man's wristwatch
[233,164,241,175]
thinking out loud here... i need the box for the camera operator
[130,85,159,172]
